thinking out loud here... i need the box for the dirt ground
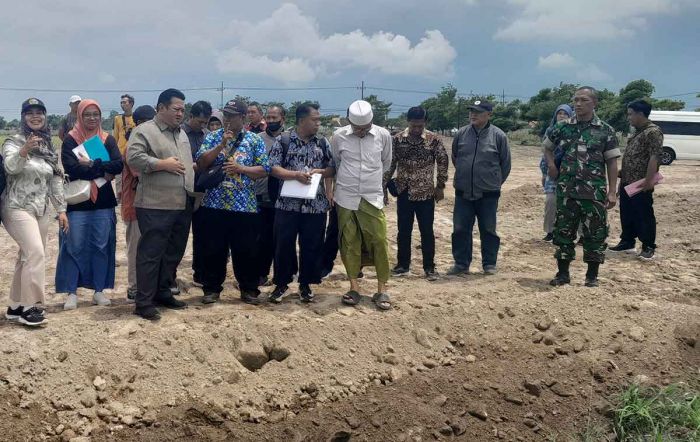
[1,142,698,442]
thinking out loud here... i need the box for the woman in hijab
[540,104,573,241]
[207,110,223,132]
[1,98,69,326]
[56,99,123,310]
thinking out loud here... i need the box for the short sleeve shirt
[268,130,335,214]
[621,122,663,185]
[196,129,271,213]
[544,114,621,201]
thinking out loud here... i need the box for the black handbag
[194,136,242,192]
[386,178,399,197]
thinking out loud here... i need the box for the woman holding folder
[56,99,123,310]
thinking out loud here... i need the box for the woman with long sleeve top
[56,99,123,310]
[1,98,69,326]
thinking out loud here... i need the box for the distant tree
[6,119,20,130]
[0,116,6,130]
[102,110,119,131]
[521,83,578,135]
[491,99,526,132]
[286,100,320,127]
[46,114,63,131]
[420,85,459,131]
[364,94,392,127]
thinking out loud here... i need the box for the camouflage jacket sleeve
[602,126,621,160]
[542,122,564,152]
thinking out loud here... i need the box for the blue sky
[0,0,698,119]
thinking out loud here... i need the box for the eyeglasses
[83,112,101,120]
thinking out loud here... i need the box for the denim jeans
[451,192,500,270]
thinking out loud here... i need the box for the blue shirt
[196,129,271,212]
[268,130,335,214]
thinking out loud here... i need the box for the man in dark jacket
[448,100,511,276]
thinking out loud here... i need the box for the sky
[1,0,699,120]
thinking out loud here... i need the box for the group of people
[0,85,663,326]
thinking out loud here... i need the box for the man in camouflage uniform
[543,86,621,287]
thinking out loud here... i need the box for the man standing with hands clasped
[544,86,620,288]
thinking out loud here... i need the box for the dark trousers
[619,186,656,249]
[396,192,435,271]
[199,207,259,294]
[135,205,192,309]
[273,210,326,287]
[320,206,339,275]
[256,205,276,280]
[451,192,500,269]
[191,208,205,283]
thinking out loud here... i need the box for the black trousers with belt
[273,209,326,287]
[619,185,657,249]
[198,207,260,294]
[396,191,436,271]
[135,202,192,309]
[256,205,276,281]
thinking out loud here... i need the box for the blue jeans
[451,192,500,270]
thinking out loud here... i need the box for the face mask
[266,121,283,133]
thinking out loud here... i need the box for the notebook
[82,136,110,162]
[623,172,664,197]
[280,173,322,199]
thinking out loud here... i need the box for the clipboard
[280,174,322,199]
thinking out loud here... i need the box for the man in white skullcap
[330,100,393,310]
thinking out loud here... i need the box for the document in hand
[83,136,110,162]
[623,172,664,197]
[280,173,322,199]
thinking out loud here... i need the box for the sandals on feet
[372,292,392,311]
[342,290,361,306]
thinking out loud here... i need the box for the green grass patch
[613,384,700,441]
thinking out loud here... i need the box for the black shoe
[391,266,409,276]
[170,285,181,296]
[425,269,439,281]
[609,241,636,253]
[241,290,262,305]
[5,306,23,321]
[156,296,188,310]
[18,306,47,326]
[258,276,273,287]
[638,246,655,261]
[202,292,220,304]
[269,285,288,304]
[299,285,315,303]
[134,306,161,321]
[585,262,600,288]
[550,259,571,286]
[542,233,554,242]
[584,278,599,287]
[357,271,364,279]
[127,289,137,301]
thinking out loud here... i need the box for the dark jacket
[451,123,511,200]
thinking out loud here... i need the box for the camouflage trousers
[553,195,609,263]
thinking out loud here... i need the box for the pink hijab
[68,99,109,145]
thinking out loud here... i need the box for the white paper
[72,144,90,160]
[280,173,322,199]
[94,178,108,188]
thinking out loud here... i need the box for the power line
[654,91,700,98]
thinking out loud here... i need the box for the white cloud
[538,53,577,69]
[537,52,611,82]
[98,73,116,84]
[495,0,694,42]
[216,3,457,84]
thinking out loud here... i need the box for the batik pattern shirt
[268,130,334,214]
[621,122,663,185]
[544,114,620,201]
[196,129,270,213]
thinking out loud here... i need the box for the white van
[648,111,700,165]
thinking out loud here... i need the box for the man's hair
[266,105,287,118]
[576,86,599,101]
[248,102,262,113]
[296,102,320,122]
[190,100,213,119]
[121,94,135,105]
[157,88,186,109]
[406,106,427,121]
[627,99,652,118]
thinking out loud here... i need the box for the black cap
[21,97,47,114]
[466,100,494,113]
[133,105,156,123]
[223,99,247,115]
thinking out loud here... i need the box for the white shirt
[331,124,392,210]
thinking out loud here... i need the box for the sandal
[372,292,392,311]
[342,290,361,306]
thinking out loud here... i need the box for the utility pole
[220,81,224,109]
[502,89,506,106]
[361,80,365,100]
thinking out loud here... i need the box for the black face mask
[266,121,283,134]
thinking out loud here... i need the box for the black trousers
[198,207,260,294]
[619,185,656,249]
[396,192,436,271]
[191,207,206,283]
[273,210,326,287]
[320,206,339,276]
[135,205,192,309]
[256,205,276,280]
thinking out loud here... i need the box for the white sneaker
[93,292,112,306]
[64,294,78,310]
